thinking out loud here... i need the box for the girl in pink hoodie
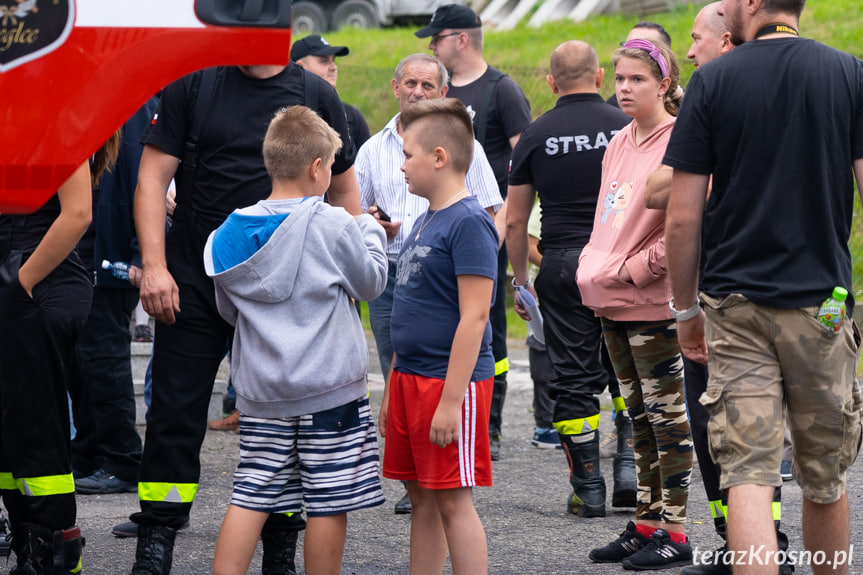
[578,39,693,571]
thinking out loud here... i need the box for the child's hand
[429,399,461,447]
[378,402,388,438]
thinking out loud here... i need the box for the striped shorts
[231,396,385,517]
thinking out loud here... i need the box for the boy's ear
[309,157,323,181]
[433,146,448,169]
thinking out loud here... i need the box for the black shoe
[131,524,177,575]
[394,491,412,514]
[10,523,84,575]
[261,522,300,575]
[112,519,189,538]
[489,433,501,461]
[561,433,606,517]
[612,415,637,508]
[621,528,692,571]
[75,468,137,495]
[589,521,650,563]
[680,545,732,575]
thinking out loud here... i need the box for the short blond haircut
[400,99,474,174]
[263,105,343,181]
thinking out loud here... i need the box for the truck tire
[332,0,378,29]
[292,2,328,33]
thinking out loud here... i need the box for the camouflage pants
[702,293,863,504]
[601,319,692,524]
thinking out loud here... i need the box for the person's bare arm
[509,133,521,151]
[135,145,181,324]
[327,166,361,215]
[855,158,863,206]
[429,274,494,448]
[666,169,710,364]
[17,162,91,296]
[378,352,396,438]
[493,199,507,249]
[528,235,542,268]
[645,165,673,210]
[505,183,537,319]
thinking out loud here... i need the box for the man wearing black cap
[417,3,531,462]
[292,34,371,148]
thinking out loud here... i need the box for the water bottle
[101,259,131,281]
[817,286,848,334]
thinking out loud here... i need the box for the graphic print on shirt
[599,180,635,229]
[396,244,432,286]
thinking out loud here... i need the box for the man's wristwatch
[669,298,701,322]
[512,277,532,289]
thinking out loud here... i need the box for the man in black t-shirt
[506,40,631,519]
[665,0,863,568]
[127,63,358,574]
[417,3,531,460]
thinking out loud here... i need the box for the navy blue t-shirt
[391,196,499,381]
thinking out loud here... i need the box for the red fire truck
[0,0,292,212]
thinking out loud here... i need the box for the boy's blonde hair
[263,105,343,181]
[399,99,474,174]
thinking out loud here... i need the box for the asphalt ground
[60,336,863,574]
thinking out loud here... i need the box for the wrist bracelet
[511,277,532,289]
[669,298,701,322]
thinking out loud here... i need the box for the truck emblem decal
[0,0,74,73]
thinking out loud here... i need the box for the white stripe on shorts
[458,382,478,487]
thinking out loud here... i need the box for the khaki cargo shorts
[700,293,862,504]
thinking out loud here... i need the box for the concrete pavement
[68,336,863,574]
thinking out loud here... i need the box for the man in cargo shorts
[664,0,863,573]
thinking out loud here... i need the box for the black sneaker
[75,469,137,495]
[622,528,692,570]
[589,521,650,563]
[681,544,732,575]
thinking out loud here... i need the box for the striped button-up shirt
[357,113,503,261]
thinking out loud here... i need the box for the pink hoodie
[577,117,676,321]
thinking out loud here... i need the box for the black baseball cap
[415,4,481,38]
[290,35,349,62]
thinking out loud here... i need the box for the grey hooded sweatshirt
[203,196,387,418]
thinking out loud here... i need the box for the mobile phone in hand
[375,207,391,222]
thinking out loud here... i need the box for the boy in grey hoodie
[204,106,388,575]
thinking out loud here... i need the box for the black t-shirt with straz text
[509,93,629,250]
[143,64,355,232]
[663,38,863,310]
[447,66,531,196]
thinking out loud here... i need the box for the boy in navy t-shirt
[381,98,499,574]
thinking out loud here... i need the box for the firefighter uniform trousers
[0,206,92,571]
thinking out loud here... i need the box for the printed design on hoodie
[600,179,635,229]
[396,244,432,286]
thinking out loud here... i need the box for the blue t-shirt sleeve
[450,211,499,281]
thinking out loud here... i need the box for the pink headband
[621,39,669,79]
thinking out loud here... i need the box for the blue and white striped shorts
[231,396,385,517]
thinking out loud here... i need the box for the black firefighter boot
[560,432,606,517]
[611,413,637,508]
[260,513,305,575]
[10,523,84,575]
[130,524,177,575]
[488,375,507,461]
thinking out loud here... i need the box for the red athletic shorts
[383,369,493,489]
